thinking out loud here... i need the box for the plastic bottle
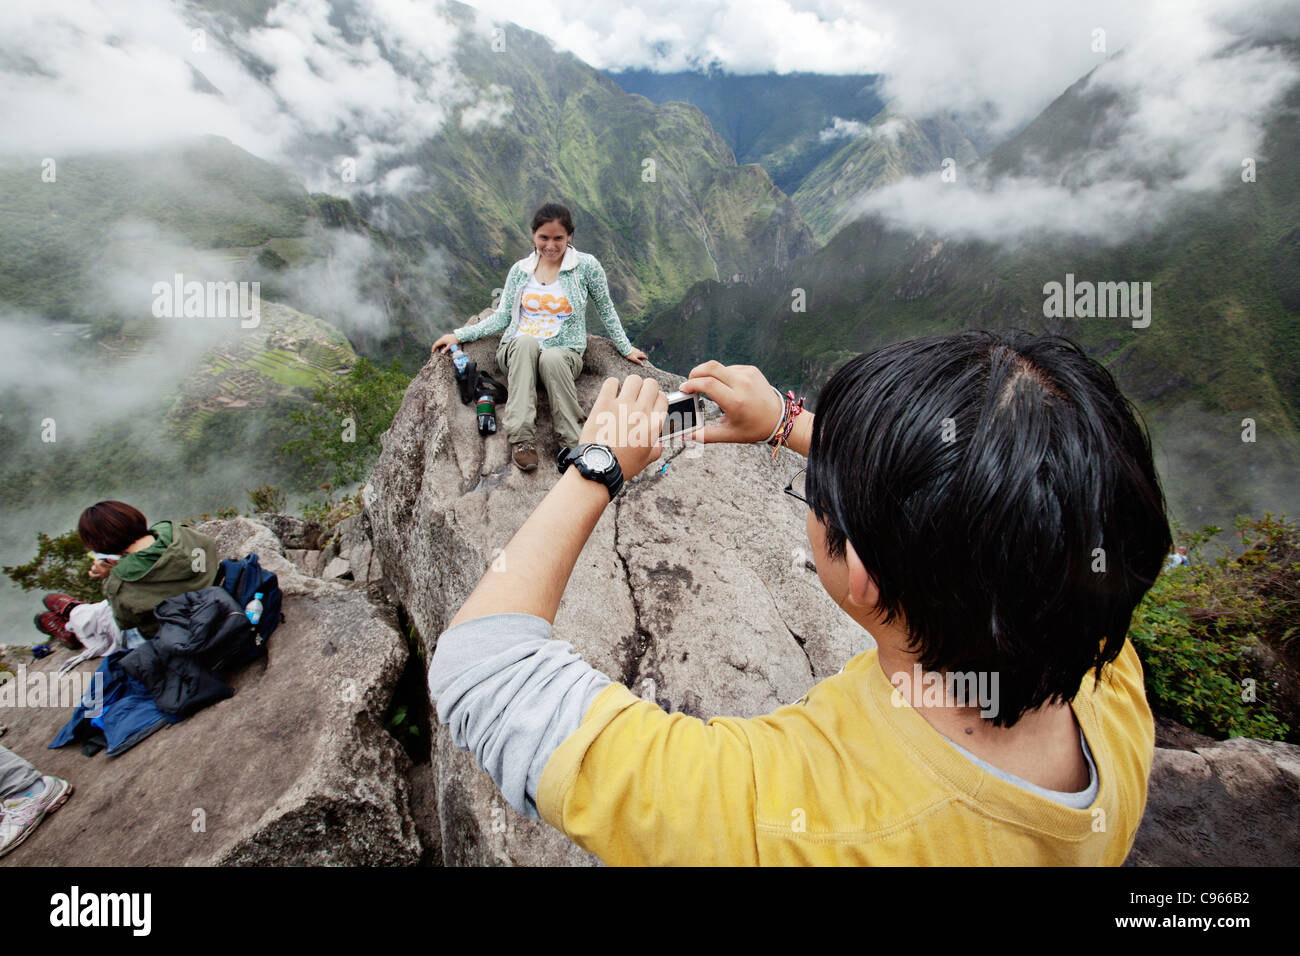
[449,344,469,374]
[476,393,497,435]
[449,344,478,404]
[245,592,264,627]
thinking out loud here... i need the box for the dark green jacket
[103,521,218,638]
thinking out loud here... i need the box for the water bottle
[476,393,497,435]
[449,344,469,374]
[449,344,477,405]
[245,592,264,627]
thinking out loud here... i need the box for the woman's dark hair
[530,202,575,237]
[805,329,1172,728]
[78,500,148,554]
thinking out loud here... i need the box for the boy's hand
[580,375,668,481]
[679,360,784,444]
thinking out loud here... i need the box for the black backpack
[214,553,284,658]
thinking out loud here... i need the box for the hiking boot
[512,441,539,472]
[34,611,81,650]
[42,593,82,617]
[0,776,73,859]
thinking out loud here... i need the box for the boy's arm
[585,259,635,357]
[448,467,609,629]
[426,611,613,821]
[428,466,613,819]
[682,362,814,457]
[427,611,760,864]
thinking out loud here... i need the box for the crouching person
[78,501,219,640]
[426,331,1171,865]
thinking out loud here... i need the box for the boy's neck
[874,635,1089,791]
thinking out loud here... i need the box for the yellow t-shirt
[537,638,1154,865]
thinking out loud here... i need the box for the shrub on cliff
[1128,514,1297,741]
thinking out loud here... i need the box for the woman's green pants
[495,334,585,447]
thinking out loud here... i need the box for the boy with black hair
[427,330,1171,865]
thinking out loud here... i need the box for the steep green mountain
[400,8,817,337]
[636,47,1300,529]
[188,0,815,346]
[0,137,313,323]
[608,69,885,195]
[607,69,983,244]
[790,113,980,243]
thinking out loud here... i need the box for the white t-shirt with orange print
[509,274,574,344]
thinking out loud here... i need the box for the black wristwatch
[556,443,624,500]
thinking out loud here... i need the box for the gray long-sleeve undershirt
[426,612,611,820]
[426,612,1100,820]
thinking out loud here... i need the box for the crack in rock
[612,493,653,689]
[784,622,815,684]
[750,564,816,685]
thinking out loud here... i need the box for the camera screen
[663,394,698,435]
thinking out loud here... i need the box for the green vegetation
[3,531,103,605]
[280,357,409,486]
[247,483,287,514]
[371,11,817,344]
[790,115,980,243]
[1128,515,1297,741]
[300,487,365,529]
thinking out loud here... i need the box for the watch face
[579,445,615,472]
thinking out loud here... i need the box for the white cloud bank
[848,0,1300,245]
[0,0,511,197]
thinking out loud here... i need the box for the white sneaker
[0,775,73,859]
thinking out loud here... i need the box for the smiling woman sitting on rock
[431,202,649,472]
[426,330,1173,866]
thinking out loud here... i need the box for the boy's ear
[845,538,878,608]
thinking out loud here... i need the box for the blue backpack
[215,553,284,655]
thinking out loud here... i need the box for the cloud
[844,0,1300,246]
[818,115,905,143]
[463,0,1165,134]
[0,0,507,350]
[464,0,1298,144]
[464,0,891,75]
[273,222,449,340]
[0,0,511,199]
[0,218,265,427]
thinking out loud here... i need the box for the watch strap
[557,443,623,499]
